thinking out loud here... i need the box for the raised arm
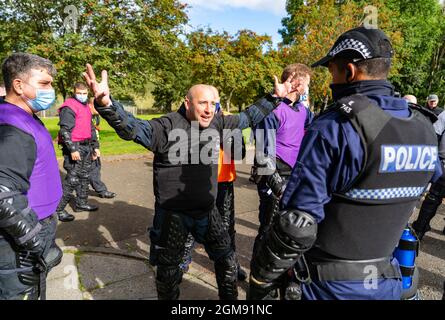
[84,64,155,150]
[222,73,303,130]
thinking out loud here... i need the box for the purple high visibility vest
[272,102,308,168]
[58,98,92,142]
[0,102,62,220]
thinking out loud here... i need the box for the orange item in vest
[218,147,236,182]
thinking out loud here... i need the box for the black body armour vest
[152,110,226,218]
[315,94,438,260]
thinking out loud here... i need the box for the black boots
[57,210,75,222]
[74,202,98,212]
[98,191,116,198]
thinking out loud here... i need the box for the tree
[378,0,445,102]
[279,0,445,109]
[0,0,188,101]
[186,28,283,112]
[278,0,397,109]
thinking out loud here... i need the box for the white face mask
[75,94,88,104]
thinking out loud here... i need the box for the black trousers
[75,158,108,194]
[89,158,107,193]
[180,181,241,269]
[216,182,237,250]
[57,144,93,211]
[149,203,238,300]
[413,171,445,236]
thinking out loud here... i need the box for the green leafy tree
[186,28,282,112]
[280,0,445,109]
[0,0,188,101]
[279,0,400,110]
[378,0,445,102]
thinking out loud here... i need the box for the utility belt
[303,248,402,282]
[75,139,92,146]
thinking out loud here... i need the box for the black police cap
[311,26,394,68]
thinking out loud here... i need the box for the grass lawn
[43,115,252,157]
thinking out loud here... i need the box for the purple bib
[272,102,308,168]
[0,102,62,220]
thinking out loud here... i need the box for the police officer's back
[249,27,441,300]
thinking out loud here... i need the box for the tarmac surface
[47,151,445,300]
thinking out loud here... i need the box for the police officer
[0,53,63,299]
[249,27,442,300]
[56,83,100,222]
[83,64,303,300]
[412,109,445,240]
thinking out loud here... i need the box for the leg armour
[249,210,317,299]
[217,183,246,281]
[75,147,93,207]
[214,252,238,300]
[156,265,183,300]
[205,207,238,300]
[252,195,280,258]
[413,179,445,239]
[56,174,79,211]
[216,182,236,249]
[155,213,188,300]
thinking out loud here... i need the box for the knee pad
[156,213,188,266]
[156,265,182,300]
[206,208,232,252]
[251,209,317,283]
[66,175,79,187]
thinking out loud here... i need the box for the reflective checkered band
[345,187,425,200]
[329,39,372,59]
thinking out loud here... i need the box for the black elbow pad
[0,186,43,252]
[251,209,317,283]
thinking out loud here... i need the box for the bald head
[187,84,216,101]
[185,84,218,128]
[403,95,417,104]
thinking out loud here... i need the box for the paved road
[47,152,445,300]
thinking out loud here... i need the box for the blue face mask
[299,87,310,107]
[23,84,56,112]
[75,94,88,104]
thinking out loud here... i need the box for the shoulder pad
[408,103,438,124]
